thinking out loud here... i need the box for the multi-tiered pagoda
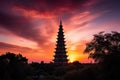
[53,21,68,65]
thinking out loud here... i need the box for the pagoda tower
[53,20,68,65]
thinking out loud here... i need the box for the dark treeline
[0,31,120,80]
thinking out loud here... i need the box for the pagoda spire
[53,20,68,65]
[60,20,62,25]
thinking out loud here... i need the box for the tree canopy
[84,31,120,63]
[0,52,32,80]
[0,52,28,64]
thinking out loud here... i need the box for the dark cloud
[15,0,95,15]
[0,42,36,54]
[90,0,120,13]
[0,0,50,47]
[0,11,47,46]
[0,0,96,47]
[0,42,43,62]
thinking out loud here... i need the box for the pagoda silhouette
[53,20,68,65]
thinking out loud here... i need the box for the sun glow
[68,53,78,63]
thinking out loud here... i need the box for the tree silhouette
[84,31,120,63]
[0,52,28,64]
[0,52,32,80]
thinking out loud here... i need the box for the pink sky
[0,0,120,63]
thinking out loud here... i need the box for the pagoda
[53,20,68,65]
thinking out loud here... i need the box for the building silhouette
[53,20,68,65]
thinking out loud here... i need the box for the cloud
[1,0,118,63]
[0,42,52,62]
[0,11,49,47]
[0,42,38,54]
[0,1,53,48]
[15,0,96,16]
[0,0,98,48]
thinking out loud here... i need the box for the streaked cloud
[0,0,120,63]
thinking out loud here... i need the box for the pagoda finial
[60,20,62,25]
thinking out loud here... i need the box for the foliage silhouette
[84,31,120,80]
[84,31,120,63]
[0,52,32,80]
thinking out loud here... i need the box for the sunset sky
[0,0,120,63]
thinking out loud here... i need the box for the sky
[0,0,120,63]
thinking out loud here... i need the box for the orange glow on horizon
[68,53,78,63]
